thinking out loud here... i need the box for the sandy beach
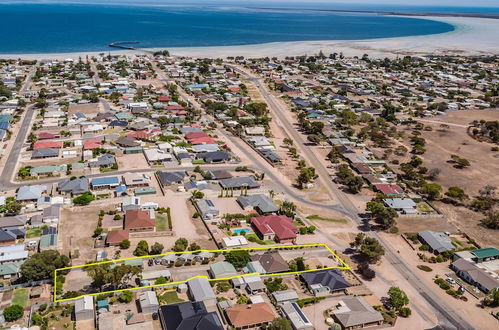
[2,16,499,59]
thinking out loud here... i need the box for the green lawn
[158,291,184,305]
[12,288,29,307]
[26,228,42,238]
[156,215,167,232]
[246,233,275,245]
[306,215,348,223]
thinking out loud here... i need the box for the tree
[133,240,149,256]
[189,242,201,251]
[120,239,130,249]
[297,167,316,188]
[20,250,70,281]
[4,305,24,322]
[483,287,499,307]
[388,287,409,310]
[150,242,164,255]
[191,190,204,199]
[268,318,292,330]
[366,201,397,229]
[173,238,188,252]
[72,191,94,205]
[421,182,442,200]
[155,276,168,285]
[481,211,499,230]
[399,307,412,317]
[118,290,133,303]
[360,237,385,263]
[264,277,288,292]
[307,134,321,144]
[225,250,251,268]
[445,186,468,200]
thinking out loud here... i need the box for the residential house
[250,253,289,274]
[237,194,278,214]
[138,291,159,314]
[196,151,231,163]
[158,301,223,330]
[300,269,350,296]
[122,173,150,188]
[106,229,129,246]
[209,261,237,279]
[91,176,120,190]
[143,148,173,163]
[281,302,314,330]
[418,230,454,254]
[382,198,417,214]
[16,185,47,202]
[225,302,276,330]
[195,199,220,221]
[272,289,299,305]
[231,274,265,294]
[74,296,95,321]
[57,178,89,195]
[332,296,384,330]
[219,176,260,190]
[0,244,28,264]
[31,148,59,159]
[88,154,116,168]
[187,277,216,306]
[124,209,155,232]
[251,215,298,243]
[451,259,499,293]
[158,171,186,186]
[374,184,404,196]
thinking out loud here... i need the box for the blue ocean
[0,1,493,54]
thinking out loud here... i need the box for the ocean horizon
[0,2,481,54]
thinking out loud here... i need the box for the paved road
[0,66,38,190]
[229,65,473,330]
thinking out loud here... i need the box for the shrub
[417,265,432,272]
[4,305,24,321]
[399,307,412,317]
[418,244,429,251]
[389,226,399,234]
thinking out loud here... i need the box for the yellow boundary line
[54,243,349,302]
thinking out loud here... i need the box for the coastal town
[0,51,497,330]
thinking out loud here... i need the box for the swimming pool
[232,228,251,234]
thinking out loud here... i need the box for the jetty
[108,41,140,50]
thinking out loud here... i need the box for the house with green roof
[470,248,499,263]
[0,261,23,278]
[209,261,237,279]
[115,112,135,121]
[30,165,67,177]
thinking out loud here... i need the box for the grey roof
[333,296,384,328]
[196,199,219,218]
[43,205,61,219]
[237,194,278,213]
[58,178,89,194]
[180,126,203,134]
[116,136,140,147]
[89,154,116,167]
[219,176,260,189]
[17,185,47,201]
[197,151,231,162]
[300,269,351,292]
[188,277,216,302]
[281,302,313,330]
[382,198,416,210]
[158,171,186,185]
[272,289,299,303]
[32,148,59,158]
[159,301,223,330]
[0,216,26,229]
[452,259,499,292]
[0,230,16,243]
[210,261,237,278]
[418,230,454,253]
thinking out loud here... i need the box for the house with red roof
[126,130,153,140]
[189,137,216,145]
[185,132,208,140]
[83,138,102,150]
[33,140,63,150]
[374,184,404,196]
[166,105,184,111]
[38,132,60,140]
[124,209,155,232]
[106,229,130,246]
[251,215,298,243]
[158,95,170,102]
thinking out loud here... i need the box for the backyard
[12,288,29,307]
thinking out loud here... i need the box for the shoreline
[1,16,498,59]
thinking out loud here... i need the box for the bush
[299,227,308,235]
[118,291,133,303]
[4,304,24,321]
[418,244,429,251]
[31,313,43,325]
[120,239,130,249]
[38,303,47,312]
[72,192,94,205]
[417,265,432,272]
[399,307,412,317]
[389,226,399,234]
[113,214,122,220]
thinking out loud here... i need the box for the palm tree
[269,190,275,199]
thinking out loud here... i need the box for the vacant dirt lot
[68,103,101,117]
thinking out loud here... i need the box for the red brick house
[124,210,155,232]
[106,229,130,246]
[251,215,298,243]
